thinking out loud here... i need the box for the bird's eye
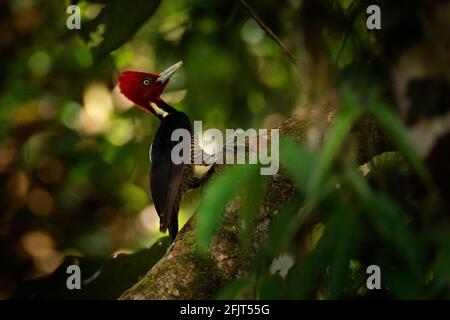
[142,78,152,86]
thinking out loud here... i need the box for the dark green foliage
[218,92,445,299]
[79,0,162,62]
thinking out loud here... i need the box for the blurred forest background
[0,0,449,299]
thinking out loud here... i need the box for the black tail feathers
[168,212,179,244]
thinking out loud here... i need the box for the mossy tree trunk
[120,0,450,300]
[119,111,392,300]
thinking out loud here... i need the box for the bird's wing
[150,162,185,232]
[150,112,193,234]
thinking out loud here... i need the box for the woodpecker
[118,61,213,243]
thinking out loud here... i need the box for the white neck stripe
[150,102,169,118]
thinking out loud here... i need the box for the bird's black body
[150,110,194,243]
[149,102,217,244]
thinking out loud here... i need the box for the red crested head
[118,61,183,114]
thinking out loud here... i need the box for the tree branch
[119,108,393,300]
[237,0,298,66]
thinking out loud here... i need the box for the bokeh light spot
[139,205,159,232]
[28,51,52,78]
[27,188,54,216]
[106,119,134,146]
[78,83,113,135]
[241,19,264,45]
[21,230,62,275]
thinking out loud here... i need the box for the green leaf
[431,248,450,292]
[79,0,162,62]
[279,137,317,191]
[306,97,361,209]
[328,208,361,298]
[196,165,260,251]
[370,101,433,187]
[216,275,253,300]
[286,203,361,299]
[258,274,284,299]
[286,224,332,299]
[428,232,450,292]
[344,168,421,273]
[383,265,424,299]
